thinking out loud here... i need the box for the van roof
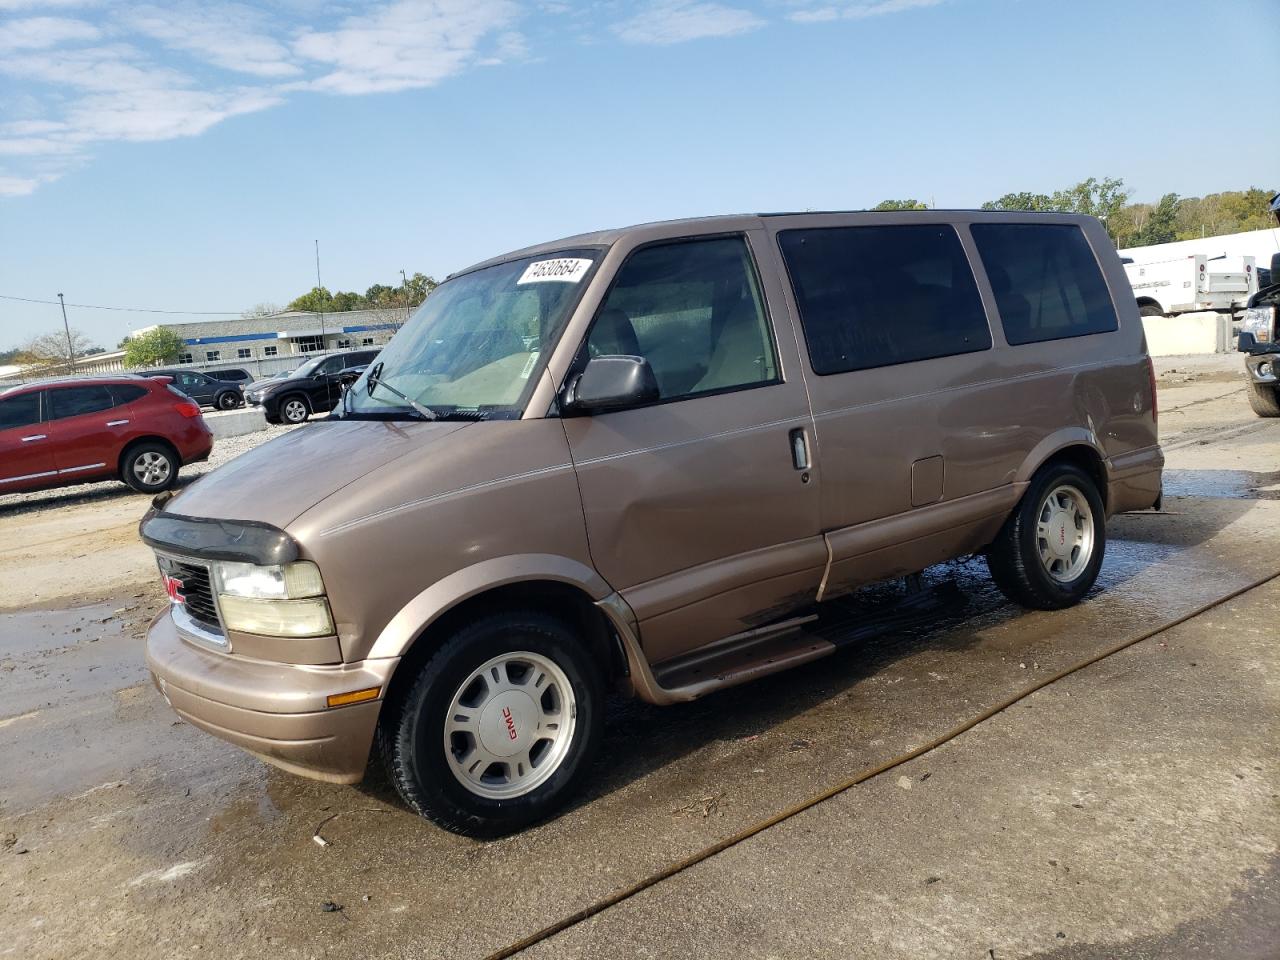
[452,209,1098,279]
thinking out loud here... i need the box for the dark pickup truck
[1235,194,1280,418]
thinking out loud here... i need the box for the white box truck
[1122,253,1260,317]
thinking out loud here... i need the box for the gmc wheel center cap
[1047,510,1073,558]
[478,690,538,758]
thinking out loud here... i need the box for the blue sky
[2,0,1277,351]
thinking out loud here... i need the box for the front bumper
[145,610,399,783]
[1245,351,1279,385]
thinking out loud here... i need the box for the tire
[1139,303,1164,317]
[986,463,1106,610]
[378,610,604,837]
[122,442,179,494]
[279,394,310,424]
[1246,380,1280,418]
[216,391,241,410]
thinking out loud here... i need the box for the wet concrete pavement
[1,369,1277,959]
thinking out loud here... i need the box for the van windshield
[343,249,598,420]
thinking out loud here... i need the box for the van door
[0,390,55,492]
[773,220,1016,595]
[561,233,823,665]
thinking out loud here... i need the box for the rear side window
[110,384,147,405]
[49,385,115,419]
[778,225,991,375]
[969,223,1118,345]
[0,392,41,430]
[586,236,778,401]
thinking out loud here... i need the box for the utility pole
[57,292,75,373]
[400,269,410,330]
[315,240,326,352]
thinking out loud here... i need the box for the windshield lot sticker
[520,351,540,379]
[517,258,592,285]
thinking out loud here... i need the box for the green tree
[286,286,334,312]
[123,327,186,368]
[981,191,1054,212]
[982,177,1131,240]
[872,199,928,211]
[404,272,437,306]
[1130,193,1181,246]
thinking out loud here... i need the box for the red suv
[0,376,213,496]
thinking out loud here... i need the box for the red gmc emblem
[163,574,186,605]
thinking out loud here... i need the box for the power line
[0,294,242,316]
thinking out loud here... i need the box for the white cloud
[0,0,98,10]
[123,3,301,78]
[788,0,944,23]
[293,0,521,95]
[0,174,40,196]
[0,15,99,51]
[613,0,764,45]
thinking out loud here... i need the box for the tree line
[875,181,1276,248]
[268,271,439,316]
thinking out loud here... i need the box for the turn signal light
[326,687,381,708]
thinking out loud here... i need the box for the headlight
[1242,306,1275,341]
[211,560,333,637]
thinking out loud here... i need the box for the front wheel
[279,395,310,424]
[379,611,604,837]
[986,463,1106,610]
[1246,380,1280,418]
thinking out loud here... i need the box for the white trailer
[1122,253,1259,317]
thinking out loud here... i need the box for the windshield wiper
[365,362,437,421]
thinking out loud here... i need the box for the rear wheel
[1139,303,1164,317]
[216,391,241,410]
[1246,380,1280,417]
[986,463,1105,610]
[122,442,179,493]
[379,611,604,837]
[280,394,310,424]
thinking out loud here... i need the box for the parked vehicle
[243,349,380,424]
[1123,253,1259,317]
[1237,248,1280,418]
[206,367,254,385]
[151,369,245,410]
[141,211,1162,836]
[1,375,212,496]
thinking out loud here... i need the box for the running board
[637,579,967,703]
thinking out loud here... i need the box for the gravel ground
[0,420,302,518]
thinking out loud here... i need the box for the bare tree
[242,302,282,319]
[24,328,100,374]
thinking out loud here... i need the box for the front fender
[364,554,612,659]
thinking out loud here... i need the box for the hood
[168,419,468,527]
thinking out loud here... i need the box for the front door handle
[106,419,129,427]
[21,434,47,442]
[788,427,810,470]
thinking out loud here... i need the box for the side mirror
[1238,332,1258,353]
[336,369,362,386]
[563,356,659,414]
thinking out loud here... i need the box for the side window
[180,373,203,389]
[969,223,1118,345]
[317,356,345,376]
[778,224,991,375]
[0,392,42,431]
[110,384,147,405]
[49,386,115,419]
[586,236,778,401]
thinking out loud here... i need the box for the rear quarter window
[969,223,1118,345]
[778,224,991,375]
[110,384,147,405]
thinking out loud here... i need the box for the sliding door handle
[788,428,810,471]
[21,434,47,442]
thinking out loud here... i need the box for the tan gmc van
[142,211,1163,835]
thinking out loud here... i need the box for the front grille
[168,559,222,631]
